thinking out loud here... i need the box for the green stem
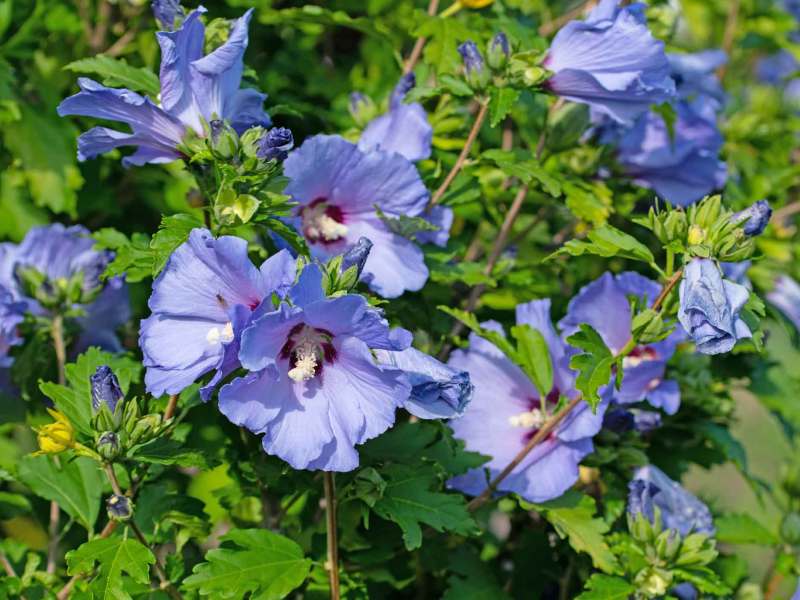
[665,248,675,278]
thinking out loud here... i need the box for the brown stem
[717,0,740,80]
[104,464,123,496]
[652,269,683,312]
[324,472,340,600]
[46,499,60,574]
[403,0,440,74]
[0,552,16,578]
[467,397,583,511]
[772,200,800,224]
[428,101,489,208]
[538,0,598,36]
[164,394,179,421]
[51,315,66,386]
[129,521,182,600]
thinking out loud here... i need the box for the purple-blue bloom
[218,264,413,471]
[768,275,800,332]
[0,225,130,354]
[358,74,433,163]
[139,228,296,399]
[668,50,727,105]
[678,258,751,355]
[544,0,675,124]
[612,97,726,206]
[375,347,473,419]
[628,464,715,536]
[340,237,373,279]
[448,300,607,503]
[0,288,24,369]
[258,127,294,162]
[559,272,682,415]
[90,365,123,413]
[282,134,448,298]
[757,50,798,85]
[604,407,662,433]
[57,7,269,166]
[732,199,772,236]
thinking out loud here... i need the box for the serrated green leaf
[372,463,477,550]
[481,149,561,196]
[439,74,473,97]
[150,213,203,275]
[438,306,516,358]
[525,491,619,573]
[258,5,395,44]
[94,229,154,283]
[510,324,552,398]
[17,455,103,531]
[715,513,778,545]
[66,536,155,600]
[549,224,655,264]
[566,324,614,409]
[183,528,312,599]
[575,574,634,599]
[128,437,212,469]
[563,180,612,226]
[672,567,732,596]
[65,56,160,96]
[488,87,520,127]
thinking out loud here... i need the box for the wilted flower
[106,494,133,521]
[732,200,772,237]
[559,272,682,415]
[358,74,433,163]
[768,275,800,332]
[628,465,715,536]
[218,264,413,471]
[36,409,76,454]
[448,300,607,503]
[458,41,489,89]
[375,347,473,419]
[258,127,294,161]
[282,134,449,298]
[543,0,675,124]
[678,258,751,355]
[139,228,296,399]
[58,8,269,166]
[90,366,123,413]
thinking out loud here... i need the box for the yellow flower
[35,409,75,454]
[687,224,706,246]
[460,0,493,7]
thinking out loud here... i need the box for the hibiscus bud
[152,0,184,31]
[458,41,489,90]
[209,119,239,159]
[96,431,120,461]
[258,127,294,162]
[37,409,75,454]
[781,512,800,545]
[106,494,133,521]
[487,32,510,70]
[677,258,752,355]
[390,73,416,109]
[732,200,772,237]
[91,366,123,414]
[348,92,377,127]
[341,237,373,280]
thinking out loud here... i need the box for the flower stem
[403,0,439,74]
[164,394,179,421]
[428,100,489,208]
[47,316,67,574]
[129,520,182,600]
[652,269,683,312]
[323,472,340,600]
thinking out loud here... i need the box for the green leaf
[438,306,516,358]
[438,74,474,97]
[39,348,141,437]
[563,181,613,226]
[414,17,473,74]
[93,229,154,283]
[510,325,552,398]
[150,213,203,275]
[525,491,619,573]
[481,149,561,196]
[715,513,778,545]
[259,6,395,44]
[488,87,520,127]
[183,528,312,599]
[549,224,655,264]
[372,463,477,550]
[128,437,212,469]
[566,324,614,409]
[375,206,440,241]
[0,491,32,519]
[443,547,511,600]
[426,248,497,287]
[672,567,732,596]
[17,455,104,531]
[65,56,160,96]
[575,574,634,600]
[66,536,155,600]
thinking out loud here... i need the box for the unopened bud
[91,366,123,414]
[209,119,239,159]
[36,409,75,454]
[97,431,120,461]
[458,41,489,90]
[487,32,510,70]
[257,127,294,162]
[732,200,772,237]
[687,224,706,246]
[106,495,133,521]
[348,92,377,127]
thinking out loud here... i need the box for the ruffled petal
[358,102,432,162]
